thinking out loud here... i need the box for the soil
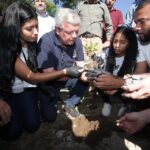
[0,91,150,150]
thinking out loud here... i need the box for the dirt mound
[70,114,115,147]
[72,115,100,138]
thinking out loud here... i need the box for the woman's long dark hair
[0,2,37,91]
[105,26,139,77]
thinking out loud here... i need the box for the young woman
[100,26,138,117]
[0,2,81,140]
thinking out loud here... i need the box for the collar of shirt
[84,0,100,4]
[36,11,49,18]
[53,32,62,47]
[110,7,117,12]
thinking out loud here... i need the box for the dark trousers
[0,87,58,141]
[98,90,130,104]
[38,90,58,123]
[0,88,40,141]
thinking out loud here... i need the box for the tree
[0,0,31,15]
[53,0,79,9]
[45,0,57,17]
[0,0,13,14]
[0,0,57,17]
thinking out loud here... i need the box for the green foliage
[61,0,78,9]
[0,0,57,17]
[84,43,99,53]
[45,0,57,17]
[0,0,32,15]
[54,0,79,9]
[0,0,14,14]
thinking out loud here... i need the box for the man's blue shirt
[37,30,84,70]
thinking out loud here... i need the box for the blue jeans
[38,79,88,116]
[64,79,87,107]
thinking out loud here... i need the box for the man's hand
[65,66,84,78]
[103,90,118,95]
[0,99,11,126]
[122,74,150,99]
[116,110,149,134]
[122,85,150,99]
[93,74,124,90]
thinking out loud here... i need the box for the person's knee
[24,119,40,133]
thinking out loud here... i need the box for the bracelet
[27,70,32,79]
[63,69,67,75]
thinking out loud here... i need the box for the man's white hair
[55,8,80,28]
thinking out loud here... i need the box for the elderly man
[37,8,87,118]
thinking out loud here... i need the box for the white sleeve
[137,45,146,62]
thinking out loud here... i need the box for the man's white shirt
[137,41,150,68]
[37,13,55,41]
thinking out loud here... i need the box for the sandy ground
[0,91,150,150]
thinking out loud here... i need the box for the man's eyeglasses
[59,28,78,36]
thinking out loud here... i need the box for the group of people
[77,0,150,135]
[117,0,150,134]
[0,0,150,141]
[0,1,87,140]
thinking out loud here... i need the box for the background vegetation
[0,0,82,16]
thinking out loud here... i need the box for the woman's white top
[102,48,125,75]
[12,47,36,93]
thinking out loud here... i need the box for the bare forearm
[15,57,66,84]
[27,70,66,84]
[140,109,150,125]
[114,77,125,89]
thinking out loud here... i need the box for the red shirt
[109,8,124,33]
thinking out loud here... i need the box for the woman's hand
[0,99,11,127]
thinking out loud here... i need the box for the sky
[114,0,134,19]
